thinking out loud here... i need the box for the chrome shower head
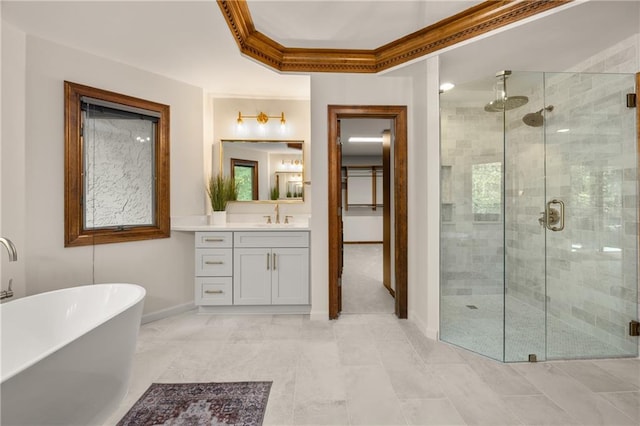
[484,70,529,112]
[522,105,554,127]
[484,96,529,112]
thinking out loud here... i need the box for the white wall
[2,31,205,317]
[1,22,27,300]
[309,73,412,319]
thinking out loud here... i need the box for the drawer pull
[205,260,224,265]
[273,253,277,270]
[205,289,224,294]
[204,238,224,242]
[266,253,270,270]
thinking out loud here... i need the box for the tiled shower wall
[441,34,639,356]
[440,102,504,297]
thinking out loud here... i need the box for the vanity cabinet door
[233,248,271,305]
[271,248,309,305]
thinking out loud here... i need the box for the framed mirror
[220,139,305,202]
[64,81,170,247]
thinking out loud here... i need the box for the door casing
[328,105,408,319]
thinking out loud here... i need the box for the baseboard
[309,310,329,321]
[425,327,439,340]
[409,313,438,341]
[197,305,311,315]
[141,301,196,324]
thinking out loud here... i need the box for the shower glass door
[441,71,638,362]
[541,72,638,359]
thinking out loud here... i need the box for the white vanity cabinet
[233,231,309,305]
[194,231,233,306]
[193,229,310,309]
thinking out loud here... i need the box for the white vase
[210,211,227,225]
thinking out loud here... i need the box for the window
[472,162,502,222]
[64,81,170,246]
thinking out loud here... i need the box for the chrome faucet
[0,237,17,262]
[274,204,280,224]
[1,278,13,300]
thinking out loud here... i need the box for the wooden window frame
[64,81,170,247]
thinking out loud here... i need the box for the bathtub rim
[0,283,145,384]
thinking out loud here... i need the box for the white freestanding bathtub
[1,283,145,426]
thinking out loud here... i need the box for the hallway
[341,243,394,314]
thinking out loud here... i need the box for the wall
[342,157,383,242]
[308,73,413,319]
[2,31,205,318]
[1,22,27,300]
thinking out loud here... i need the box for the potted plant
[206,174,237,225]
[270,186,280,200]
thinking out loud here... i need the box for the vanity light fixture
[237,111,286,127]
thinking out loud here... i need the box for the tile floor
[341,243,395,314]
[104,311,640,425]
[104,246,638,425]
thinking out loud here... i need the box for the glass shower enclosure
[440,70,638,362]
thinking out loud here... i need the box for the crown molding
[217,0,572,74]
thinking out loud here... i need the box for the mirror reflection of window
[231,158,258,201]
[220,140,304,202]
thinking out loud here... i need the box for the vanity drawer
[195,232,233,248]
[196,277,232,305]
[234,231,309,248]
[195,248,233,276]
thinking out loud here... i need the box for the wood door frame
[328,105,408,319]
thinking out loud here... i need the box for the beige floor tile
[385,364,446,399]
[435,364,523,426]
[293,400,350,425]
[345,365,407,425]
[599,391,640,423]
[400,398,467,426]
[337,336,382,366]
[295,366,347,403]
[592,358,640,388]
[502,394,580,425]
[557,360,639,392]
[512,363,637,425]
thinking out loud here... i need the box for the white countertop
[171,216,310,231]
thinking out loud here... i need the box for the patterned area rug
[117,382,272,426]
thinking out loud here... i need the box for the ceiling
[248,0,481,50]
[1,1,638,101]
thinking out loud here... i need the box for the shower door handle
[545,199,565,232]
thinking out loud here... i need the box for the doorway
[328,105,408,319]
[340,119,393,314]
